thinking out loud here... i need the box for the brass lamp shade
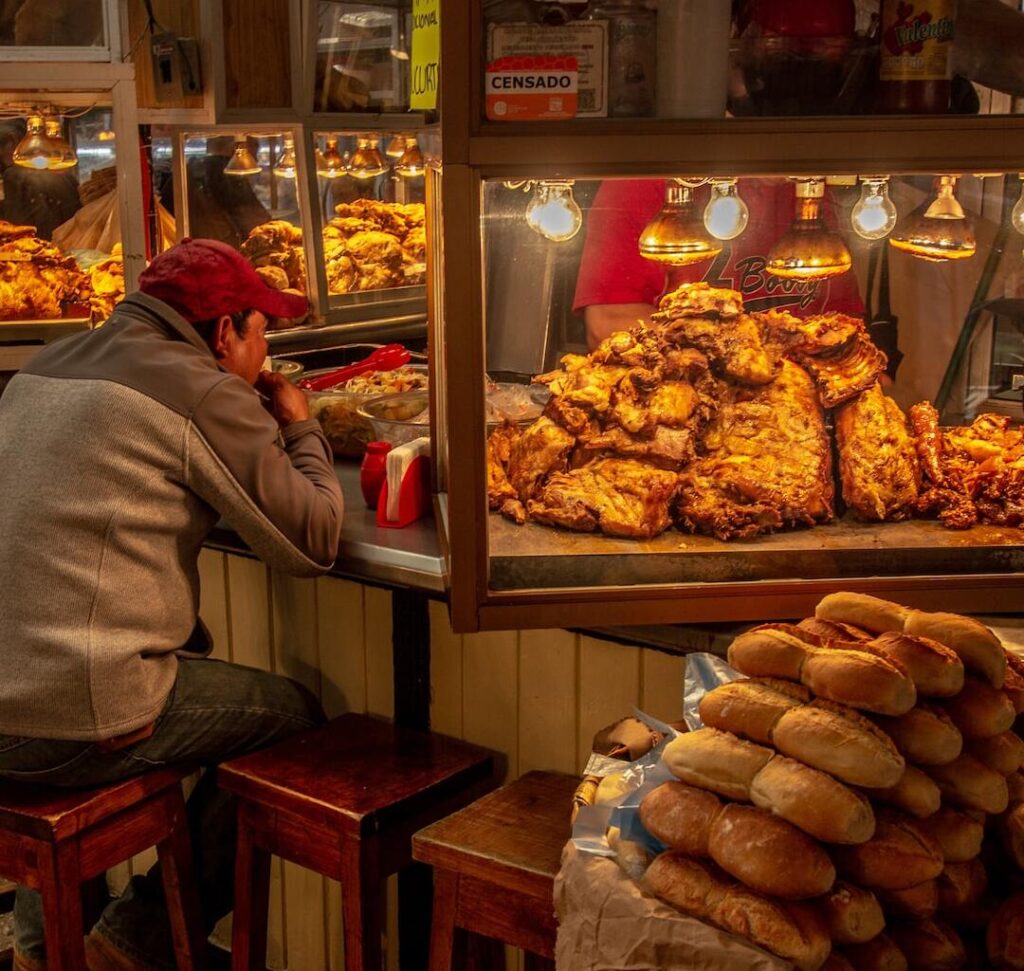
[639,182,722,266]
[889,176,976,262]
[43,117,76,170]
[272,137,297,178]
[347,136,387,179]
[13,115,61,170]
[317,137,346,179]
[224,138,260,176]
[395,136,424,178]
[766,179,852,280]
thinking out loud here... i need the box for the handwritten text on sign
[410,0,439,110]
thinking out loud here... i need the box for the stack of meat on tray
[630,592,1024,971]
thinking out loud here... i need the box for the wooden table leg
[231,808,271,971]
[157,790,206,970]
[341,835,383,971]
[38,841,85,971]
[426,869,457,971]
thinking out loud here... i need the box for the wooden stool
[412,770,579,971]
[0,766,205,971]
[219,713,496,971]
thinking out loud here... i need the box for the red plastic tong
[298,344,411,392]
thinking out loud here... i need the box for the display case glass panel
[477,171,1024,597]
[314,0,412,112]
[0,0,112,57]
[0,104,126,326]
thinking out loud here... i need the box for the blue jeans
[0,657,325,969]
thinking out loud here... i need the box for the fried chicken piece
[487,422,525,523]
[534,358,630,414]
[909,401,944,486]
[656,281,744,319]
[506,416,576,503]
[609,381,701,433]
[255,265,289,290]
[677,361,834,539]
[834,383,920,521]
[527,459,680,539]
[0,219,37,241]
[657,313,780,385]
[346,230,403,270]
[796,331,888,408]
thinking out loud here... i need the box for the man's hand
[256,371,311,428]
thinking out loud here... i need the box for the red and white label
[485,55,579,120]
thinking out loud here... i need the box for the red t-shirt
[573,179,864,317]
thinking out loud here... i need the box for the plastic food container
[271,358,305,383]
[357,391,431,448]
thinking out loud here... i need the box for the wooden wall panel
[364,587,395,719]
[429,599,463,737]
[577,636,642,772]
[221,0,292,110]
[462,631,519,780]
[197,549,231,661]
[518,630,578,775]
[641,649,687,724]
[226,557,272,671]
[124,0,205,110]
[318,578,368,717]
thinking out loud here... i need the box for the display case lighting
[43,117,77,170]
[13,114,61,170]
[347,135,387,179]
[703,178,749,241]
[317,136,347,179]
[272,135,297,179]
[1011,174,1024,236]
[394,135,424,178]
[223,135,260,176]
[525,180,583,243]
[765,177,852,280]
[639,179,722,266]
[889,175,976,262]
[851,176,898,241]
[385,134,407,157]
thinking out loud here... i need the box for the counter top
[205,461,446,594]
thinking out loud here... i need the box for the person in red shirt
[573,178,865,348]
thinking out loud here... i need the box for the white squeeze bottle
[656,0,732,118]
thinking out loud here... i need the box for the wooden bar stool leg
[231,808,271,971]
[427,870,458,971]
[38,841,86,971]
[340,835,383,971]
[157,790,206,971]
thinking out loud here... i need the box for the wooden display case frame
[431,0,1024,633]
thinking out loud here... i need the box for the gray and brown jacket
[0,293,343,740]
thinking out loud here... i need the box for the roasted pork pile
[487,282,1021,542]
[0,219,91,321]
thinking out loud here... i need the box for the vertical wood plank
[281,863,327,970]
[225,557,272,671]
[640,649,687,724]
[267,857,285,970]
[326,878,345,971]
[462,631,519,780]
[318,578,368,717]
[197,548,231,661]
[429,599,463,737]
[518,630,578,775]
[364,587,395,718]
[270,571,321,695]
[577,636,642,773]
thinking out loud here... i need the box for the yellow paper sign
[410,0,440,110]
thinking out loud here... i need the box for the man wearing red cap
[0,239,344,970]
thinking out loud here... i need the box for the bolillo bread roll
[833,811,944,891]
[772,700,905,789]
[800,616,872,642]
[866,632,964,698]
[926,752,1010,814]
[998,801,1024,870]
[816,592,910,634]
[1005,650,1024,714]
[871,704,963,766]
[750,754,876,845]
[941,675,1017,740]
[918,806,984,863]
[823,956,857,971]
[987,891,1024,971]
[1009,769,1024,803]
[698,677,810,745]
[662,728,772,802]
[876,880,938,920]
[870,765,941,819]
[822,880,885,945]
[968,730,1024,776]
[643,852,832,971]
[843,934,909,971]
[728,625,816,681]
[887,920,966,971]
[639,780,720,856]
[936,859,987,914]
[903,609,1006,689]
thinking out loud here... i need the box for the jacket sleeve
[186,375,343,576]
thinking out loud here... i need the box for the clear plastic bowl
[357,391,431,448]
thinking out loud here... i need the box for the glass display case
[0,0,119,61]
[430,0,1024,634]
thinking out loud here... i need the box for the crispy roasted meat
[506,416,576,505]
[796,329,888,408]
[655,281,744,319]
[527,458,680,539]
[677,360,834,539]
[0,226,91,321]
[578,424,697,470]
[758,309,862,357]
[655,312,780,386]
[486,421,521,515]
[834,383,920,521]
[909,401,945,486]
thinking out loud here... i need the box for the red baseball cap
[138,237,309,323]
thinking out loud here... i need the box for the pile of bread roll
[631,593,1024,970]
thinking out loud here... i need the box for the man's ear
[209,315,235,359]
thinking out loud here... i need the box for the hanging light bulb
[224,135,260,176]
[889,175,976,262]
[13,114,61,170]
[851,176,898,241]
[394,135,424,178]
[272,135,297,178]
[385,134,407,158]
[1010,174,1024,235]
[347,135,387,179]
[525,180,583,242]
[43,117,77,170]
[639,180,722,265]
[317,136,346,179]
[766,178,852,280]
[97,128,116,141]
[703,178,749,241]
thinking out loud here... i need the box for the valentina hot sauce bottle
[877,0,957,113]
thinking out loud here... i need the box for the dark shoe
[84,929,158,971]
[12,950,46,971]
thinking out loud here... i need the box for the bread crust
[876,880,938,920]
[926,752,1010,814]
[870,765,941,819]
[662,728,773,802]
[639,781,720,855]
[871,704,963,766]
[887,920,965,971]
[998,802,1024,870]
[816,592,909,634]
[918,806,984,863]
[728,628,813,681]
[968,731,1024,776]
[800,617,872,642]
[941,675,1017,739]
[698,678,810,745]
[868,632,964,698]
[987,891,1024,971]
[822,881,885,945]
[802,647,916,716]
[833,811,944,891]
[843,933,909,971]
[936,859,986,914]
[904,609,1006,689]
